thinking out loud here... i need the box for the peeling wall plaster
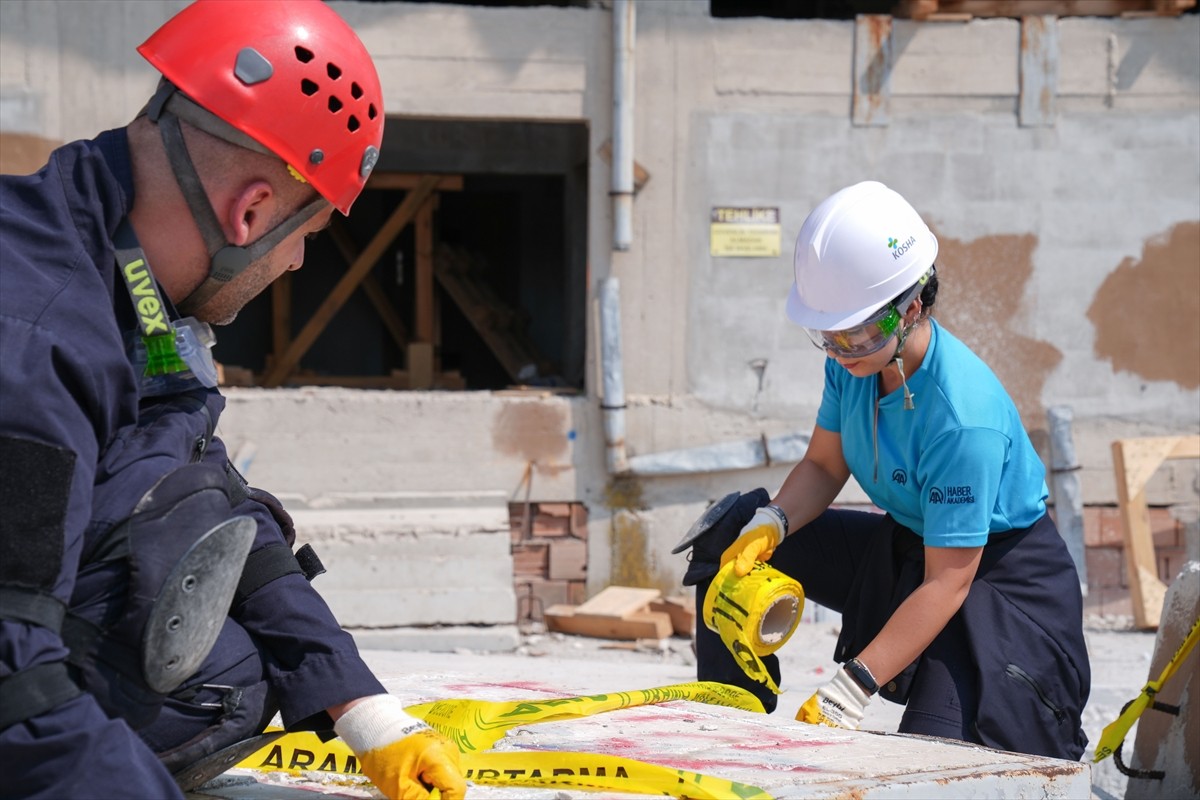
[1089,221,1200,391]
[932,230,1063,429]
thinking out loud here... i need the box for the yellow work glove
[796,666,871,730]
[333,694,466,800]
[719,504,788,577]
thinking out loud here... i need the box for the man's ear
[226,180,275,247]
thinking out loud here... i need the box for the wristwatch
[844,657,879,696]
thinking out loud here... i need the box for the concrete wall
[3,0,1197,598]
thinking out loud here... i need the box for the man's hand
[333,694,466,800]
[796,666,871,730]
[719,504,787,577]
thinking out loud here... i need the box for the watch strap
[845,657,879,696]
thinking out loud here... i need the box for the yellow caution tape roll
[703,560,804,695]
[239,734,773,799]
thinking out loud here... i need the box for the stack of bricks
[510,501,588,622]
[1080,505,1193,619]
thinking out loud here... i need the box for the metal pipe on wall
[612,0,635,251]
[599,277,629,474]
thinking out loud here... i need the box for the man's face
[195,206,334,326]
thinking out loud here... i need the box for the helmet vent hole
[347,115,360,132]
[368,104,377,120]
[351,83,363,100]
[295,46,314,64]
[328,96,343,113]
[326,63,342,80]
[301,79,319,97]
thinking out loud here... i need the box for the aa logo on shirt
[891,469,907,486]
[929,485,975,504]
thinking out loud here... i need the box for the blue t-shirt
[815,320,1047,548]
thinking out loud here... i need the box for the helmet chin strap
[143,80,327,316]
[890,318,919,411]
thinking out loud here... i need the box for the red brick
[570,503,589,537]
[1095,507,1125,547]
[1149,507,1179,548]
[538,503,572,518]
[548,538,587,581]
[512,543,548,578]
[1086,546,1125,590]
[567,580,588,605]
[532,512,570,537]
[1084,584,1132,619]
[1159,547,1187,584]
[520,579,572,621]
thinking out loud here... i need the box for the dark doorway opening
[214,118,589,392]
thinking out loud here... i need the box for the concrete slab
[195,648,1090,800]
[348,625,521,653]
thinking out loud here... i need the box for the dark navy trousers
[694,508,1090,760]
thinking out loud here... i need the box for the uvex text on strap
[114,220,219,390]
[704,561,805,695]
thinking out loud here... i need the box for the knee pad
[66,462,254,727]
[673,489,770,587]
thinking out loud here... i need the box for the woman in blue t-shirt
[684,181,1090,760]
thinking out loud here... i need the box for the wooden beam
[261,175,440,387]
[270,272,292,363]
[367,173,463,191]
[1111,435,1200,629]
[327,218,409,352]
[414,199,436,344]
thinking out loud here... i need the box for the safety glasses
[805,266,934,359]
[804,304,902,358]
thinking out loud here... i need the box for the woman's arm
[771,425,851,535]
[856,544,984,685]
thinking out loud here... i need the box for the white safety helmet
[785,181,938,332]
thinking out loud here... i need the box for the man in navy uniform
[0,2,464,798]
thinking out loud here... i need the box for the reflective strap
[0,662,82,731]
[0,586,66,632]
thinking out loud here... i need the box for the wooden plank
[415,199,436,344]
[367,173,463,191]
[650,596,696,638]
[328,219,409,351]
[260,175,440,387]
[897,0,1195,18]
[544,604,673,640]
[574,586,662,618]
[271,272,292,361]
[1110,436,1200,630]
[407,342,434,390]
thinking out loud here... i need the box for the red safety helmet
[139,0,383,214]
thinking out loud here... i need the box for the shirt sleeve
[918,426,1009,548]
[815,357,843,434]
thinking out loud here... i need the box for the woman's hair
[889,265,939,319]
[918,266,939,313]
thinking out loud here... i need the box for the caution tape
[1093,614,1200,762]
[703,561,804,694]
[407,680,764,752]
[239,732,772,799]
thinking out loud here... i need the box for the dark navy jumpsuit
[0,129,384,799]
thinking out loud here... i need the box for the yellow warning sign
[710,207,781,257]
